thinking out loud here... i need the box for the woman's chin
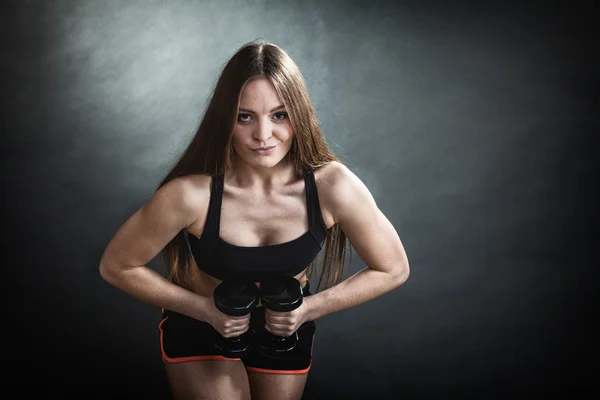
[254,158,284,168]
[241,153,287,169]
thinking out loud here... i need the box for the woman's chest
[219,190,309,247]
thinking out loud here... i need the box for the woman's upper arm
[321,162,409,278]
[99,175,209,274]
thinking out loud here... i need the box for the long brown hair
[157,39,351,292]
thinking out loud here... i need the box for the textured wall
[2,0,596,397]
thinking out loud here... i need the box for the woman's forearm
[99,263,211,321]
[306,265,409,321]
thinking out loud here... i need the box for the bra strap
[304,167,327,246]
[203,174,224,242]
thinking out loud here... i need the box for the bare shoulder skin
[312,161,342,230]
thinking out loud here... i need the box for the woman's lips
[252,145,277,154]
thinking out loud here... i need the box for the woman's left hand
[264,298,312,337]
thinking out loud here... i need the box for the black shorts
[159,282,316,375]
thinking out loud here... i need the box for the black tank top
[186,168,328,281]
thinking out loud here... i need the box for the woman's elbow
[392,261,410,286]
[99,261,116,282]
[99,258,127,284]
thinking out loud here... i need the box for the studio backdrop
[2,0,595,397]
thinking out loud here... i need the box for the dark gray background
[2,0,597,398]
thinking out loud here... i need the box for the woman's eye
[237,112,287,122]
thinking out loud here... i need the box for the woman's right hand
[204,300,251,338]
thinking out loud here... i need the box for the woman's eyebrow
[238,105,286,113]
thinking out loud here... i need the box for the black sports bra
[186,168,328,281]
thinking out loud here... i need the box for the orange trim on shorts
[158,316,241,363]
[245,364,311,375]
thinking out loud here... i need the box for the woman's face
[231,77,294,169]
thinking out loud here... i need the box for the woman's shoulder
[312,161,355,191]
[177,173,213,190]
[154,173,213,213]
[312,161,359,226]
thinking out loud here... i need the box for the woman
[99,40,410,400]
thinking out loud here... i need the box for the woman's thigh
[164,359,252,400]
[247,371,308,400]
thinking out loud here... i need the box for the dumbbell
[213,278,260,358]
[256,275,304,359]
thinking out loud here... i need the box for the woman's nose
[253,118,273,141]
